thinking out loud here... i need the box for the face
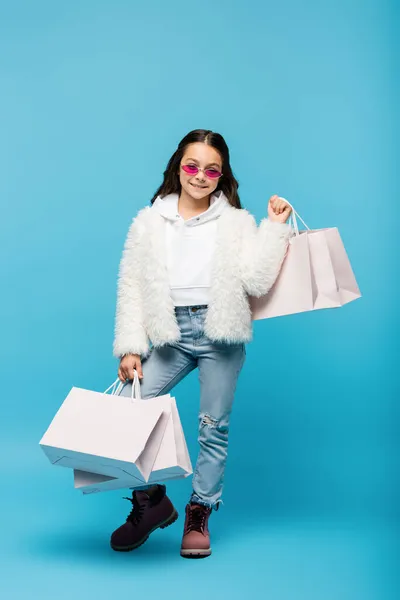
[179,142,223,200]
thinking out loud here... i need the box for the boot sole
[110,509,179,552]
[180,548,212,559]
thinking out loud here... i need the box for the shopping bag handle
[104,369,142,401]
[279,198,310,236]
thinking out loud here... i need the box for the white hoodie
[152,189,229,306]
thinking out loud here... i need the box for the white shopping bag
[39,375,172,486]
[73,371,193,494]
[250,200,362,319]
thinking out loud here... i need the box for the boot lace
[186,504,210,534]
[123,493,145,525]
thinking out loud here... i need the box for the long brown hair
[150,129,242,208]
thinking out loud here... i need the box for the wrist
[266,217,290,227]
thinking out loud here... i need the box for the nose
[195,169,206,182]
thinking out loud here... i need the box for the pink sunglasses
[181,163,222,179]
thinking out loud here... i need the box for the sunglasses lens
[182,164,198,174]
[205,169,221,178]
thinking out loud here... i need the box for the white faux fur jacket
[113,197,293,359]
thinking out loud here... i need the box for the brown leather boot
[110,484,178,551]
[180,502,213,558]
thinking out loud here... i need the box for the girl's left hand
[268,195,292,223]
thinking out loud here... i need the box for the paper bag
[73,371,193,493]
[250,202,362,320]
[39,376,171,485]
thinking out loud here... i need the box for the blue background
[1,1,399,598]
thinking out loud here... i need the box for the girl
[110,129,292,558]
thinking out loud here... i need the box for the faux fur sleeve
[112,216,150,358]
[239,212,293,298]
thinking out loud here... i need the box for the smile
[190,183,207,189]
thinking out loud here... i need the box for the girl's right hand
[118,354,143,382]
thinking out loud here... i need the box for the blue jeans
[117,304,246,510]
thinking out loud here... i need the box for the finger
[128,365,136,380]
[134,361,144,379]
[118,367,126,383]
[273,200,280,212]
[270,194,279,207]
[283,204,291,213]
[278,199,288,213]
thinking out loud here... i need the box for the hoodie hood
[152,189,229,226]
